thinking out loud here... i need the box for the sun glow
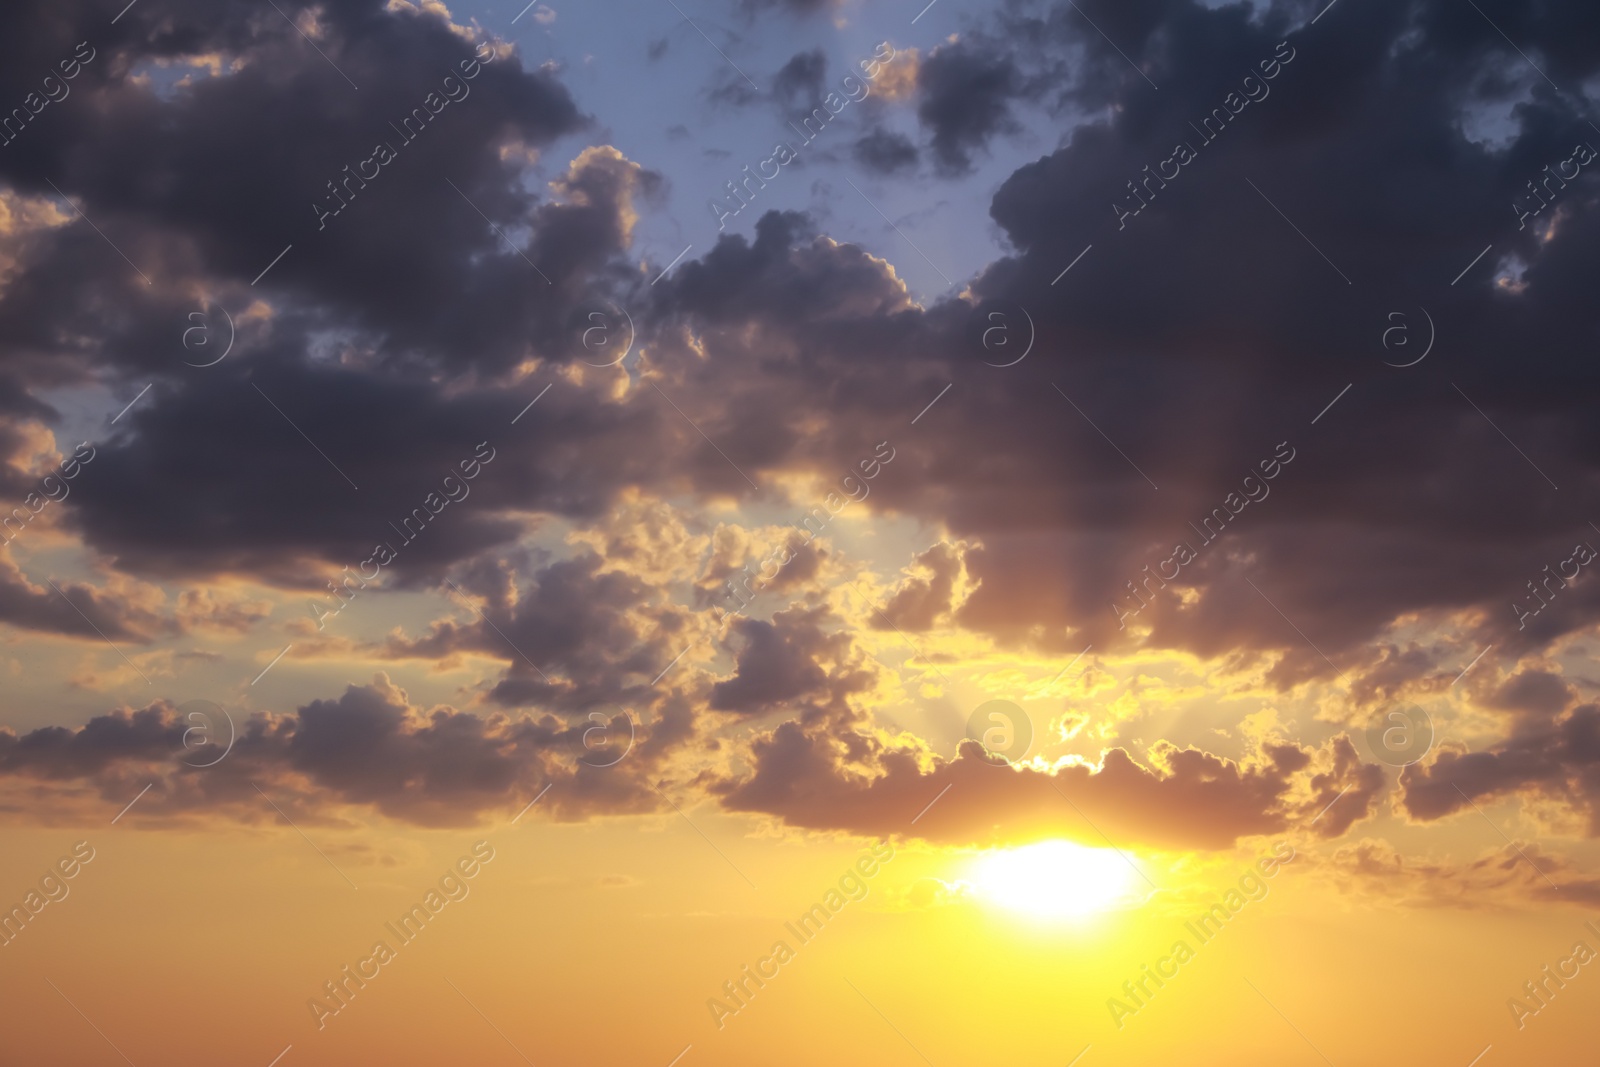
[968,840,1144,919]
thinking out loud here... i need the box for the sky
[1,0,1600,1064]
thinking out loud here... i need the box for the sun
[967,840,1145,919]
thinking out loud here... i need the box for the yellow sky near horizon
[4,796,1598,1067]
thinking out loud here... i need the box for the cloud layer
[1,0,1598,869]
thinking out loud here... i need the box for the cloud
[874,541,969,632]
[853,127,919,174]
[773,49,828,110]
[1399,703,1600,834]
[0,1,587,377]
[708,604,873,718]
[1324,837,1600,908]
[1302,735,1387,839]
[0,676,668,827]
[380,549,685,713]
[3,0,1600,851]
[715,717,1383,851]
[1484,667,1577,717]
[0,551,164,642]
[915,44,1024,173]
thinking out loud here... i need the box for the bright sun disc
[969,840,1142,919]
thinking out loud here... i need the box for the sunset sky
[3,0,1600,1064]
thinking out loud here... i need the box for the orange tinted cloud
[715,721,1384,851]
